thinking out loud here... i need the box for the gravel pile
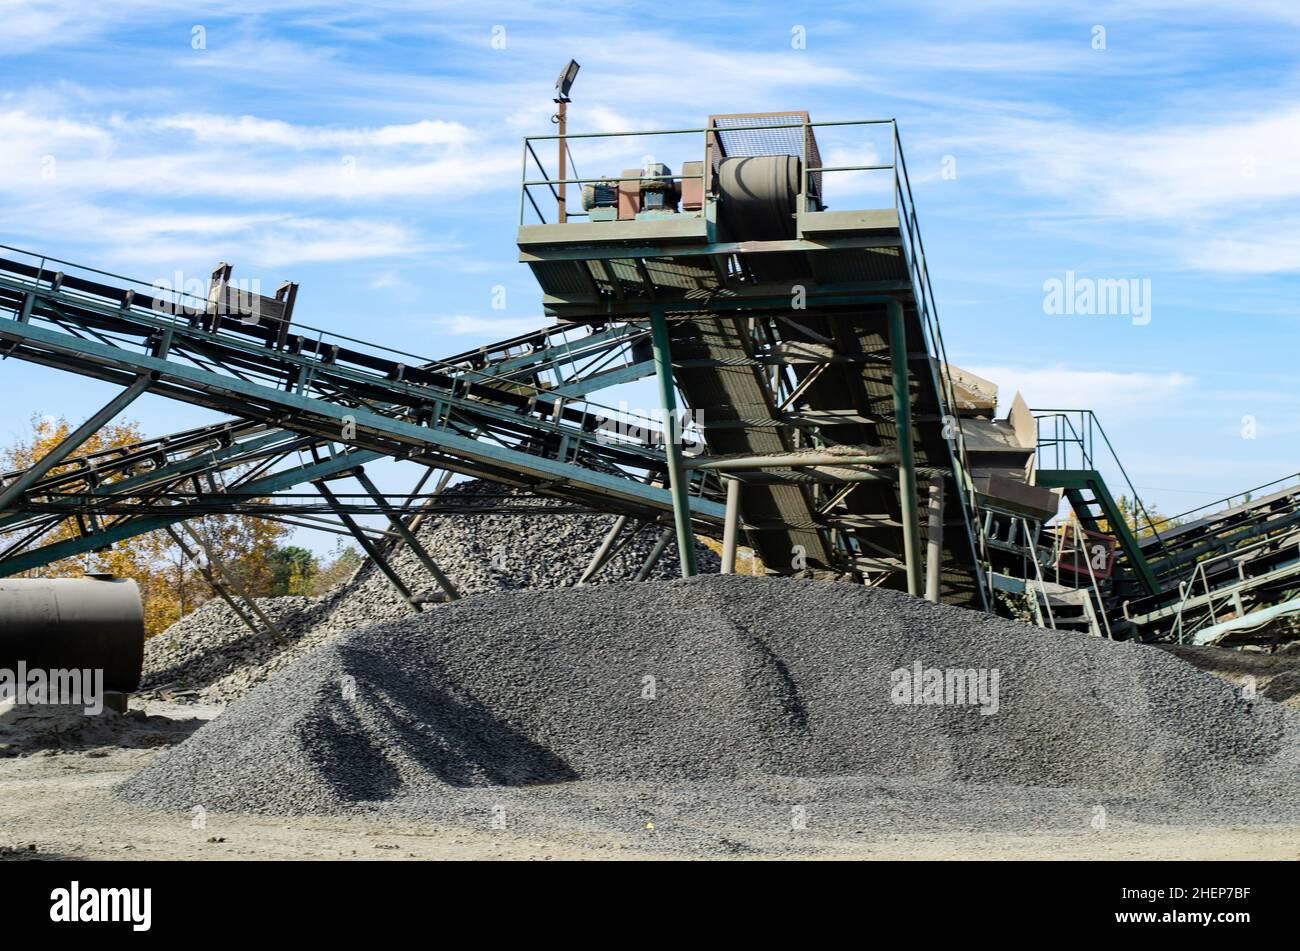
[118,576,1300,854]
[141,480,717,702]
[1159,642,1300,708]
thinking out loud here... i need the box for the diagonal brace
[352,468,460,602]
[0,373,153,512]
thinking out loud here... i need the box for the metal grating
[708,111,823,203]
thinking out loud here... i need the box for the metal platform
[517,114,991,604]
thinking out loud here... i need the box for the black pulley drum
[716,153,802,242]
[0,576,145,693]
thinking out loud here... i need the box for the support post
[925,473,944,603]
[887,299,922,596]
[165,526,279,639]
[316,480,421,613]
[650,307,697,577]
[721,476,742,574]
[579,515,629,585]
[178,522,285,638]
[0,374,151,512]
[556,99,568,224]
[353,469,460,602]
[634,528,674,582]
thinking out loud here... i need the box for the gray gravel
[117,576,1300,855]
[141,480,717,702]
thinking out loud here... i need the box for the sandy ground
[0,701,1296,861]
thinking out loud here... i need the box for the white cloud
[966,364,1194,416]
[0,199,434,269]
[150,114,473,149]
[991,107,1300,222]
[1187,231,1300,273]
[0,105,517,203]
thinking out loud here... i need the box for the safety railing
[516,119,993,599]
[888,122,992,604]
[1170,530,1300,642]
[520,125,712,226]
[1031,408,1169,549]
[1161,469,1300,528]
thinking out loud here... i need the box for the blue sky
[2,0,1298,548]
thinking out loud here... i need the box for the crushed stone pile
[141,480,717,702]
[1158,642,1300,708]
[118,576,1300,853]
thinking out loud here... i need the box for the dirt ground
[1,701,1297,861]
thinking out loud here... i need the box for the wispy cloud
[966,364,1194,415]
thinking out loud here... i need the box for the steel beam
[0,317,726,525]
[179,521,285,638]
[650,307,697,577]
[315,480,420,613]
[687,451,899,470]
[888,299,922,596]
[353,468,460,602]
[0,448,377,577]
[634,528,674,582]
[578,515,629,585]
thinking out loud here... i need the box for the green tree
[1111,494,1178,537]
[269,545,320,596]
[307,542,363,595]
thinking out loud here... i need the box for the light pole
[553,59,579,224]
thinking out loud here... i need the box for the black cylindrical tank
[0,576,145,692]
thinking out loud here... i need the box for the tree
[0,414,288,635]
[269,545,320,596]
[305,541,363,596]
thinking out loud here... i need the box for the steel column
[579,515,629,585]
[721,476,742,574]
[650,307,697,577]
[634,528,674,582]
[353,468,460,602]
[179,521,285,638]
[925,473,944,603]
[315,480,421,613]
[887,299,922,596]
[0,374,152,512]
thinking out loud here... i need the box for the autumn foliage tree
[1,414,287,635]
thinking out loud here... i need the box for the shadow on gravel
[326,646,578,792]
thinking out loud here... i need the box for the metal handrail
[1031,407,1169,551]
[512,117,993,602]
[888,123,992,605]
[519,117,897,226]
[1171,531,1300,642]
[1162,470,1300,526]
